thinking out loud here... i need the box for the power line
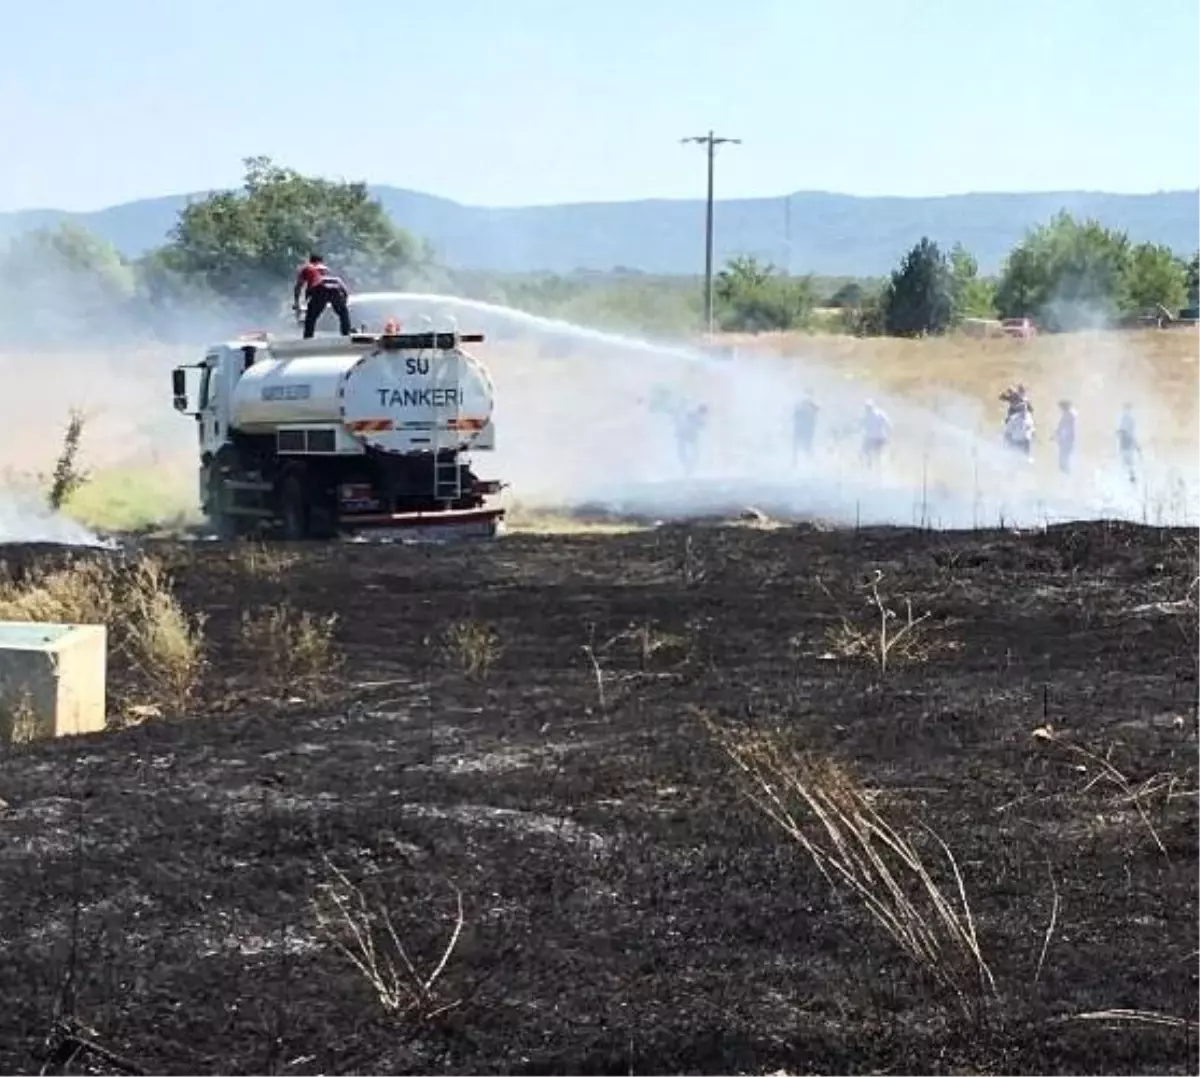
[681,130,742,337]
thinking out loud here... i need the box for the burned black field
[0,521,1197,1075]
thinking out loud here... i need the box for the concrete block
[0,622,107,744]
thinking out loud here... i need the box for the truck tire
[206,472,244,540]
[279,472,310,541]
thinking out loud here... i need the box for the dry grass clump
[709,718,996,1018]
[443,619,503,680]
[233,543,302,582]
[0,553,206,721]
[814,571,951,675]
[238,602,342,699]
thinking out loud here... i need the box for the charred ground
[0,521,1197,1075]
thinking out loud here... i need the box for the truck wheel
[206,473,243,540]
[308,499,338,540]
[279,473,310,540]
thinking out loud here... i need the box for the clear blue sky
[2,0,1197,213]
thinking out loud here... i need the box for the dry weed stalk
[582,621,691,712]
[678,534,707,586]
[1054,1009,1200,1032]
[821,571,936,674]
[313,858,464,1021]
[1031,725,1188,860]
[712,720,996,1016]
[239,603,341,697]
[1,690,40,745]
[444,619,502,679]
[235,542,301,581]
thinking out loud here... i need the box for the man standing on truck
[293,254,353,339]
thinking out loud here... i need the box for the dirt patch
[0,521,1196,1074]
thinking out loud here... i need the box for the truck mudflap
[339,506,505,542]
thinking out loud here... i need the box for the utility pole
[681,130,741,336]
[783,194,792,275]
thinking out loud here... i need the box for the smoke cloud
[352,292,1200,531]
[0,232,211,544]
[1,257,1196,547]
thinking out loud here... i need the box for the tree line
[1,156,1196,342]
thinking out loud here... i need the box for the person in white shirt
[1053,399,1077,474]
[1116,404,1139,483]
[861,400,891,467]
[1003,405,1035,460]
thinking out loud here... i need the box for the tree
[155,156,427,311]
[882,237,953,337]
[947,243,997,323]
[1124,242,1188,315]
[828,281,865,309]
[714,255,814,333]
[840,283,887,336]
[995,212,1134,330]
[1184,251,1199,310]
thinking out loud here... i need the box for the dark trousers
[304,284,352,338]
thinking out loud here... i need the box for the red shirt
[297,262,328,290]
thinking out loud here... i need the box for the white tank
[230,338,495,454]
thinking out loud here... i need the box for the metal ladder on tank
[430,319,464,505]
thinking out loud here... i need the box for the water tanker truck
[171,326,504,540]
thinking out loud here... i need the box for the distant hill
[1,186,1196,277]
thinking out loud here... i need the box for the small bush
[239,603,341,698]
[47,408,90,512]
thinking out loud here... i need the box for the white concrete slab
[0,621,107,743]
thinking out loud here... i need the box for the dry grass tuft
[238,603,342,698]
[443,620,502,680]
[1030,724,1196,859]
[710,718,996,1018]
[0,690,40,745]
[818,571,945,674]
[118,558,208,714]
[233,543,302,582]
[0,554,206,722]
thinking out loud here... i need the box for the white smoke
[0,486,112,546]
[1,267,1195,545]
[0,234,206,545]
[347,292,1200,530]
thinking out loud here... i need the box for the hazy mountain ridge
[1,186,1195,277]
